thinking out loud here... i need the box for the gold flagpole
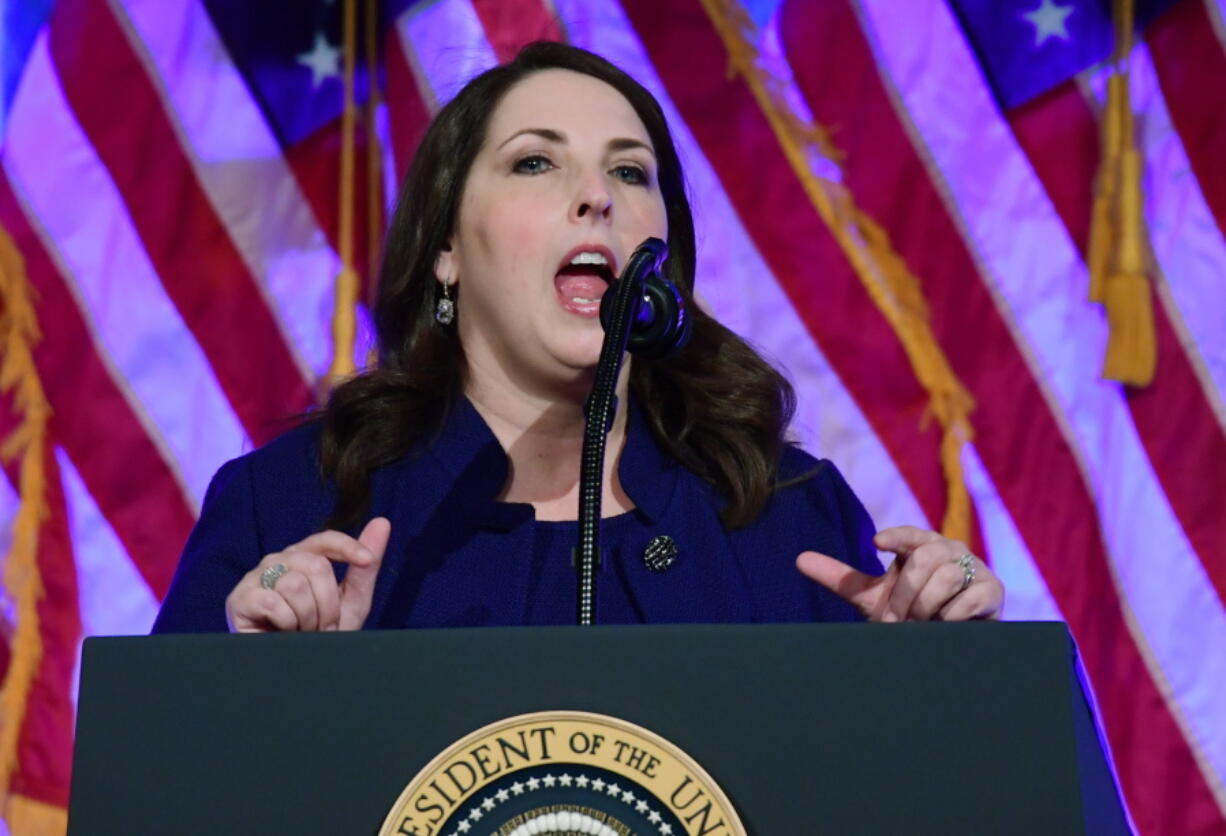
[324,0,361,394]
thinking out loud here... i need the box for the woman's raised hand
[225,517,392,633]
[796,525,1004,622]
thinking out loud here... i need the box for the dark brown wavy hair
[320,41,795,529]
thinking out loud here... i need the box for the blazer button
[642,535,678,572]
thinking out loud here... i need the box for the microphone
[599,238,692,359]
[575,237,689,625]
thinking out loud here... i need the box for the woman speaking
[152,42,1003,634]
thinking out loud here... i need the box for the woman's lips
[554,272,608,317]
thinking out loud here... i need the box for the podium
[69,622,1129,834]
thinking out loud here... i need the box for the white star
[526,777,540,791]
[606,782,621,797]
[495,788,510,802]
[636,800,649,813]
[457,822,471,834]
[511,781,525,795]
[297,32,340,88]
[659,824,673,835]
[469,807,482,821]
[591,778,605,791]
[1021,0,1074,47]
[481,797,496,811]
[622,790,635,803]
[648,810,662,824]
[542,774,557,787]
[559,774,574,787]
[575,775,589,788]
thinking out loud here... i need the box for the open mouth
[554,248,617,317]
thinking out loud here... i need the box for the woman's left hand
[796,525,1004,622]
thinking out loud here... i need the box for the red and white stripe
[6,34,247,508]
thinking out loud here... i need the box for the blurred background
[0,0,1222,832]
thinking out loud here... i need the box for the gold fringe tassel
[1088,0,1156,386]
[3,793,67,835]
[0,226,54,825]
[698,0,975,542]
[324,0,362,393]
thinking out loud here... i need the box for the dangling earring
[435,280,455,325]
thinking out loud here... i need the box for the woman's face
[438,69,668,398]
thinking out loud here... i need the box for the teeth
[569,251,609,267]
[571,297,597,304]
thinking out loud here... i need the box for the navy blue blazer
[152,397,883,633]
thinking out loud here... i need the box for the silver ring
[260,562,288,590]
[956,553,976,592]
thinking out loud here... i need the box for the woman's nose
[571,175,613,222]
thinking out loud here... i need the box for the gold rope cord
[1088,0,1156,386]
[0,226,53,825]
[325,0,361,392]
[698,0,975,542]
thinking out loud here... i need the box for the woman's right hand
[225,517,392,633]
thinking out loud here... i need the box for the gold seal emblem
[379,710,747,836]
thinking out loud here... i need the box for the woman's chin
[548,330,606,372]
[551,340,632,393]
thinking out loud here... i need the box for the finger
[285,529,377,568]
[796,551,888,618]
[907,561,967,620]
[283,552,342,631]
[882,542,951,621]
[939,575,1005,621]
[358,516,392,556]
[271,568,321,631]
[277,530,377,632]
[339,517,392,630]
[939,588,990,621]
[228,588,298,633]
[872,525,951,557]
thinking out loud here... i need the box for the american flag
[0,0,1223,832]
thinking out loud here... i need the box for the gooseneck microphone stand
[574,238,669,626]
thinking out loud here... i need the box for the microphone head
[624,274,691,359]
[599,238,691,359]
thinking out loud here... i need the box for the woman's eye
[611,164,648,186]
[513,155,554,175]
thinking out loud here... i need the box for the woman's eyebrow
[496,129,655,158]
[497,127,565,149]
[607,137,655,157]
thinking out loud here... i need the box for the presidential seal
[379,711,747,836]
